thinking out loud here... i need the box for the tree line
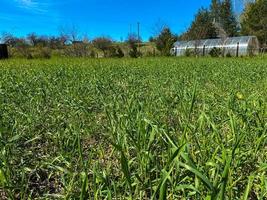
[0,26,178,59]
[1,0,266,58]
[180,0,266,46]
[0,31,143,59]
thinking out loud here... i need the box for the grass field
[0,57,266,199]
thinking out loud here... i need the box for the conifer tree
[219,0,238,36]
[180,9,217,40]
[155,27,176,56]
[241,0,267,45]
[210,0,221,22]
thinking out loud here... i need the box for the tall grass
[0,57,266,199]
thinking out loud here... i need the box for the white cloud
[15,0,50,13]
[7,0,63,24]
[16,0,37,8]
[20,0,35,6]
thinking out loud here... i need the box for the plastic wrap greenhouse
[171,36,259,57]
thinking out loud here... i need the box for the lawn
[0,57,266,199]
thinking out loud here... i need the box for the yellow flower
[236,92,244,100]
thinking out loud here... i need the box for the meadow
[0,57,266,199]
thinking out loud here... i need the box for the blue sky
[1,0,218,41]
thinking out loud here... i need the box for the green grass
[0,57,266,199]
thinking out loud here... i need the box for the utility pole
[137,22,140,41]
[130,24,132,34]
[137,22,140,56]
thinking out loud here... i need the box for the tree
[154,27,176,56]
[58,34,68,46]
[180,9,217,40]
[26,33,50,47]
[1,32,21,47]
[149,36,155,43]
[179,9,219,56]
[126,34,141,58]
[92,37,113,57]
[181,1,238,40]
[49,36,64,49]
[27,33,38,46]
[59,25,80,44]
[151,19,169,37]
[69,25,79,42]
[210,0,221,22]
[219,0,238,36]
[241,0,267,46]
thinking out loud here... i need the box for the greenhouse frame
[171,36,259,57]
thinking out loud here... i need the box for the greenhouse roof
[173,36,257,48]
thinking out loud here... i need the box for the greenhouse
[171,36,259,57]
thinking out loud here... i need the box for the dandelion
[236,92,244,100]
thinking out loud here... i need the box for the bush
[39,47,52,59]
[90,50,96,58]
[226,52,232,57]
[185,48,195,57]
[105,46,125,58]
[144,50,156,57]
[116,47,124,58]
[209,47,222,57]
[129,49,142,58]
[30,47,51,59]
[92,37,113,57]
[17,46,33,59]
[63,44,92,58]
[26,53,33,59]
[126,34,142,58]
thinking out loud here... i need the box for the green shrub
[90,50,96,58]
[105,46,125,58]
[209,47,222,57]
[39,47,52,59]
[226,52,232,57]
[31,47,51,59]
[185,48,195,57]
[116,47,124,58]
